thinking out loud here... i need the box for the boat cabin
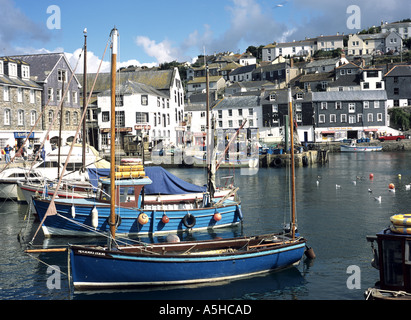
[97,176,152,208]
[368,229,411,293]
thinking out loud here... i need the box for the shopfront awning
[321,131,335,134]
[364,128,378,132]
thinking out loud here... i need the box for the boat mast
[288,86,296,241]
[109,27,118,239]
[82,28,87,171]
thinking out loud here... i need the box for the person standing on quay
[4,145,12,163]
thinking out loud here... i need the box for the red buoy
[369,173,374,179]
[162,214,169,224]
[389,183,395,190]
[213,213,222,221]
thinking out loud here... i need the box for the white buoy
[71,205,76,219]
[91,206,98,230]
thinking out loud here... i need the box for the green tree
[389,108,411,131]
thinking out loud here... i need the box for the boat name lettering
[78,250,106,256]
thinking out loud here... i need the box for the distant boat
[0,167,43,200]
[340,141,382,152]
[365,213,411,300]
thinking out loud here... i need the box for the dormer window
[269,94,276,101]
[8,63,17,77]
[21,65,30,79]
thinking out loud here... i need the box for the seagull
[406,184,410,190]
[336,184,341,189]
[368,188,373,193]
[352,181,357,185]
[316,180,319,186]
[389,188,396,193]
[374,196,381,203]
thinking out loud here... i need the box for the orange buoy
[161,214,170,224]
[138,213,149,225]
[213,213,222,221]
[389,183,395,190]
[369,173,374,179]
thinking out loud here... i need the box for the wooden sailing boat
[68,32,313,289]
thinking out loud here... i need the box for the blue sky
[1,0,409,72]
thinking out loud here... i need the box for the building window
[3,86,9,101]
[238,108,243,116]
[321,102,327,110]
[22,65,30,79]
[269,94,276,101]
[8,63,17,77]
[228,120,233,127]
[30,111,36,126]
[377,113,383,122]
[363,82,369,89]
[319,114,325,123]
[394,88,399,95]
[30,90,35,104]
[335,101,342,110]
[374,101,380,108]
[136,112,149,123]
[17,88,23,102]
[349,115,356,124]
[116,95,124,107]
[295,103,302,111]
[56,89,62,101]
[296,93,303,100]
[218,110,222,118]
[368,113,373,122]
[228,109,233,117]
[248,108,253,116]
[296,113,302,122]
[358,113,363,123]
[141,95,148,105]
[363,101,369,109]
[65,111,70,125]
[47,88,54,102]
[72,92,78,104]
[58,69,67,82]
[4,109,10,125]
[348,103,356,113]
[102,111,109,122]
[376,82,382,89]
[17,110,24,126]
[341,114,347,123]
[330,114,336,123]
[48,110,54,124]
[72,112,78,126]
[218,121,223,128]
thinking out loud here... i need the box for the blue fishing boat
[66,29,313,290]
[69,233,307,289]
[32,166,242,237]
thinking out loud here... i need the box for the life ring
[390,214,411,227]
[273,157,282,167]
[107,213,122,228]
[182,213,196,228]
[390,224,411,235]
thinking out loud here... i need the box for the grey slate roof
[384,65,411,77]
[229,64,257,76]
[0,57,42,89]
[98,79,168,98]
[213,95,260,110]
[312,90,387,101]
[80,69,176,94]
[8,53,80,85]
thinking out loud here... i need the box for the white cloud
[135,36,183,64]
[65,48,157,74]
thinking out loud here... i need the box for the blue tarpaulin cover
[87,166,206,195]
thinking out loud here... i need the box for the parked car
[379,134,406,142]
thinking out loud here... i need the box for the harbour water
[1,151,411,301]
